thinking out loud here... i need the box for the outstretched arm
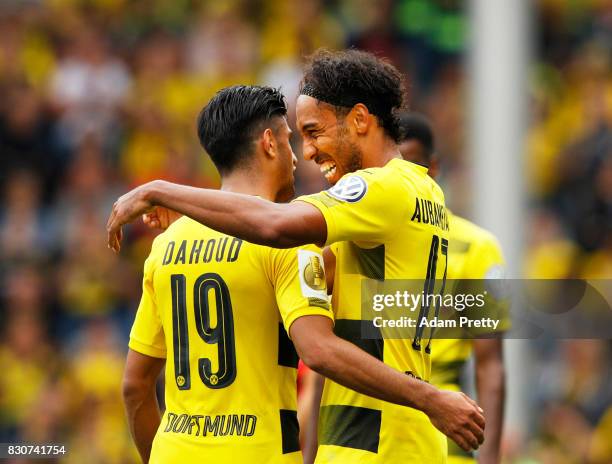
[107,180,326,252]
[290,315,486,453]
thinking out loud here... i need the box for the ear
[428,154,441,179]
[261,128,277,159]
[349,103,371,135]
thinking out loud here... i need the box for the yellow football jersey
[430,212,506,463]
[298,158,449,463]
[129,216,333,464]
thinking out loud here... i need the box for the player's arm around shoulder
[107,180,328,251]
[295,168,411,246]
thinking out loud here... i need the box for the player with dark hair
[126,85,475,463]
[197,86,289,175]
[397,112,435,167]
[398,112,508,464]
[111,50,486,463]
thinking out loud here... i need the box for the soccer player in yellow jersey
[123,85,483,464]
[124,86,336,464]
[398,112,507,464]
[110,50,486,462]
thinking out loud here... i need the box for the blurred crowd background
[0,0,609,463]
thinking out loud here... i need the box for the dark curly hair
[300,49,406,142]
[197,85,287,174]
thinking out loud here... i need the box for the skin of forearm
[476,359,505,463]
[145,181,321,248]
[301,373,324,464]
[303,335,438,413]
[124,386,162,463]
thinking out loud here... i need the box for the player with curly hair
[109,49,485,463]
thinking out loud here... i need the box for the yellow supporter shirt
[431,212,507,463]
[129,216,333,463]
[298,158,449,463]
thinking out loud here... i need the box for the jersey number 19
[170,273,237,390]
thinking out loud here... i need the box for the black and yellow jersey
[129,216,333,463]
[431,212,507,463]
[298,158,449,463]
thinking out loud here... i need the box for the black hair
[300,49,406,142]
[397,112,435,160]
[197,85,287,174]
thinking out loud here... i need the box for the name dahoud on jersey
[410,197,449,231]
[161,237,244,266]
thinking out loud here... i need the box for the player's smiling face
[296,95,363,186]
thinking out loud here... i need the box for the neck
[220,170,277,201]
[361,131,401,169]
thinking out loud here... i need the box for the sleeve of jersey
[466,236,511,334]
[295,172,408,246]
[270,245,334,336]
[129,252,167,358]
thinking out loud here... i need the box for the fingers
[464,405,485,444]
[453,400,486,452]
[452,434,471,453]
[114,228,122,253]
[459,393,485,433]
[107,188,153,252]
[107,211,118,252]
[460,428,480,452]
[143,213,160,229]
[463,393,484,414]
[143,208,169,229]
[106,203,117,231]
[468,416,485,445]
[473,408,486,431]
[157,208,167,228]
[462,394,486,431]
[107,226,121,253]
[451,423,481,453]
[431,391,486,454]
[107,205,123,253]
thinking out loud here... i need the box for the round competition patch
[327,175,368,202]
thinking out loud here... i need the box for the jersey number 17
[412,235,448,354]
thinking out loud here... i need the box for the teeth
[320,161,337,179]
